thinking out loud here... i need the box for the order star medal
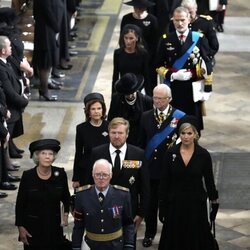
[98,196,104,203]
[129,176,135,185]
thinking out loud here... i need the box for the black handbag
[211,221,219,250]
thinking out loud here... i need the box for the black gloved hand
[210,203,219,221]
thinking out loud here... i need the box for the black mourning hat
[29,139,61,158]
[0,7,20,26]
[124,0,155,8]
[115,73,144,95]
[177,115,200,134]
[83,92,104,106]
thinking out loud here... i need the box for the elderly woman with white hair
[15,139,70,250]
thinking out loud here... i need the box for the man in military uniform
[177,0,219,64]
[72,159,135,250]
[156,6,213,131]
[139,83,185,247]
[91,117,150,242]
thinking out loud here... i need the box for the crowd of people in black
[0,0,226,249]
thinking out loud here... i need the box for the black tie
[98,192,105,205]
[114,149,121,172]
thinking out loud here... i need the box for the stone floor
[0,0,250,249]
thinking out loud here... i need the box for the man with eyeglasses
[139,83,185,247]
[72,159,135,250]
[91,117,150,248]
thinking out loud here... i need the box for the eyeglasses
[94,173,110,179]
[153,96,169,101]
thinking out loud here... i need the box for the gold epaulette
[162,34,167,39]
[75,184,92,193]
[200,15,213,21]
[113,185,129,192]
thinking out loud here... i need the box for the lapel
[181,31,192,54]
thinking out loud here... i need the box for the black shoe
[69,51,78,56]
[16,148,25,154]
[8,173,21,182]
[0,182,17,190]
[48,82,61,90]
[51,71,65,78]
[51,79,64,86]
[58,64,73,70]
[0,192,8,198]
[9,152,23,159]
[217,24,224,32]
[142,237,153,247]
[38,91,58,101]
[7,165,20,171]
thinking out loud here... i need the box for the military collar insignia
[167,46,175,51]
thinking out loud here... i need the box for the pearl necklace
[37,167,51,176]
[90,120,103,127]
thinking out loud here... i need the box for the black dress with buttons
[15,166,70,249]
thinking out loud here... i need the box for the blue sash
[145,110,185,159]
[173,31,200,70]
[164,31,200,85]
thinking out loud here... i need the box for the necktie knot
[115,149,121,155]
[179,34,185,44]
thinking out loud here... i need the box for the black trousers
[144,179,160,238]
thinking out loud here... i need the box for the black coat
[15,166,70,247]
[0,60,28,124]
[0,84,8,140]
[72,185,135,250]
[139,107,183,179]
[158,143,218,250]
[108,92,153,146]
[91,143,150,218]
[72,120,109,185]
[32,0,64,69]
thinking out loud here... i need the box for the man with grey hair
[169,0,219,64]
[156,6,213,131]
[139,83,185,247]
[72,159,135,250]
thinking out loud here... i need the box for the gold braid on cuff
[205,74,213,85]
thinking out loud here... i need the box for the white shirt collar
[176,29,189,38]
[109,143,127,155]
[0,58,7,64]
[157,105,170,116]
[95,185,109,197]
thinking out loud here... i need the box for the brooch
[54,171,59,177]
[172,154,176,162]
[102,131,108,137]
[129,176,135,185]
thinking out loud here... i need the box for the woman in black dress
[72,93,109,188]
[112,24,150,95]
[158,116,219,250]
[15,139,70,250]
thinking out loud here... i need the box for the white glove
[201,92,211,101]
[171,69,192,81]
